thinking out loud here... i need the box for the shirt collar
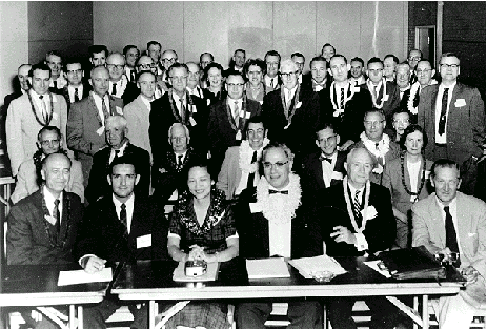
[440,81,456,90]
[43,185,63,204]
[172,92,186,104]
[113,191,135,208]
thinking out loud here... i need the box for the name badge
[424,170,430,180]
[189,117,197,126]
[236,130,242,140]
[137,234,152,249]
[249,203,262,213]
[207,99,211,106]
[455,99,466,107]
[191,104,197,113]
[96,126,104,136]
[116,106,123,115]
[353,87,361,92]
[331,171,344,180]
[383,95,389,102]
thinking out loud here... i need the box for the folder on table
[246,258,290,279]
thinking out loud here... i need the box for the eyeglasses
[227,83,244,88]
[162,58,177,64]
[171,137,186,143]
[138,63,156,69]
[280,71,298,79]
[263,161,289,169]
[393,119,409,125]
[107,64,124,70]
[364,120,385,127]
[416,69,431,75]
[440,64,460,69]
[408,57,421,61]
[40,139,60,147]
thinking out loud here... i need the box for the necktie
[247,151,258,190]
[112,82,117,96]
[39,95,48,122]
[54,199,60,233]
[180,99,186,122]
[54,80,58,89]
[74,87,80,102]
[319,156,332,164]
[177,154,184,170]
[234,101,240,127]
[444,206,459,252]
[353,190,363,226]
[130,70,136,82]
[268,189,288,194]
[439,88,449,136]
[101,97,109,120]
[120,203,127,230]
[340,88,345,109]
[271,78,276,89]
[115,149,120,158]
[372,85,378,100]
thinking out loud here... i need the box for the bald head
[106,53,125,82]
[396,63,411,88]
[137,55,156,74]
[18,64,32,91]
[41,152,71,197]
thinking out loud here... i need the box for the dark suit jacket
[202,88,227,107]
[300,75,331,93]
[263,87,321,155]
[312,182,396,256]
[364,81,401,125]
[74,195,168,262]
[319,85,372,144]
[418,82,486,164]
[85,142,150,204]
[235,187,321,259]
[149,92,208,166]
[6,190,83,265]
[120,81,140,105]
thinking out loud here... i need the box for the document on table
[58,267,113,286]
[288,255,347,278]
[246,258,290,279]
[363,260,391,278]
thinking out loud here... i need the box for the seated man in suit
[76,156,168,329]
[106,53,139,105]
[85,115,149,204]
[11,126,84,204]
[217,116,269,200]
[62,59,91,107]
[153,122,203,203]
[207,70,261,178]
[316,147,408,329]
[300,122,346,202]
[412,159,486,329]
[236,142,323,329]
[364,57,401,125]
[6,152,84,329]
[352,108,401,185]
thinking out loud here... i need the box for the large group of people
[3,40,486,329]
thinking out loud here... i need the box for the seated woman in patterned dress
[164,161,239,329]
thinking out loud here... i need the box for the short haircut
[41,152,72,171]
[136,70,156,83]
[204,62,223,76]
[315,122,338,138]
[264,50,281,63]
[363,108,385,121]
[105,115,127,129]
[330,54,347,64]
[123,45,139,56]
[396,62,411,72]
[399,124,428,150]
[200,52,214,62]
[46,50,62,60]
[63,58,82,70]
[235,48,246,55]
[168,122,190,139]
[279,59,298,72]
[392,107,412,120]
[441,52,460,65]
[168,62,188,76]
[243,58,266,77]
[186,61,201,71]
[430,159,461,180]
[291,53,305,62]
[147,41,161,50]
[367,57,383,67]
[30,63,51,78]
[350,57,364,66]
[416,59,434,70]
[38,125,61,141]
[346,146,373,164]
[262,142,293,162]
[322,43,336,54]
[408,49,423,57]
[109,155,138,175]
[90,65,108,79]
[245,115,265,133]
[384,54,399,65]
[309,56,327,68]
[225,69,244,80]
[88,45,108,58]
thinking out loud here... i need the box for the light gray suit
[124,95,152,162]
[217,146,242,200]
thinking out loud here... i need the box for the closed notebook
[246,258,290,279]
[379,246,446,280]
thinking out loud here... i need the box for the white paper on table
[363,260,391,277]
[246,258,290,279]
[288,255,347,278]
[58,268,113,286]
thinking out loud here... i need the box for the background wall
[94,1,408,72]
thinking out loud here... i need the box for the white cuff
[354,233,368,251]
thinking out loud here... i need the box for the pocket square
[455,99,466,107]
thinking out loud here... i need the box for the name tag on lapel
[137,234,152,249]
[96,126,104,136]
[249,203,262,213]
[331,171,344,180]
[455,99,466,107]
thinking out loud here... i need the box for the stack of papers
[58,268,113,286]
[288,255,347,278]
[246,258,290,279]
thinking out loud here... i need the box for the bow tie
[269,189,288,194]
[319,156,332,164]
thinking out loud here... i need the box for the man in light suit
[11,126,84,204]
[217,116,269,200]
[418,53,485,195]
[124,71,157,163]
[67,66,124,187]
[6,63,69,176]
[412,159,486,329]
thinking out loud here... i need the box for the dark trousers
[236,301,323,329]
[83,296,148,329]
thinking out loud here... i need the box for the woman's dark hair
[399,124,428,151]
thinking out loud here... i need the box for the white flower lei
[366,79,387,109]
[407,80,438,115]
[330,81,355,115]
[239,138,269,173]
[256,173,302,224]
[360,132,390,164]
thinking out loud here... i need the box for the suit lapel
[429,86,440,143]
[431,196,446,247]
[58,192,70,244]
[88,94,103,125]
[455,193,470,255]
[108,96,121,116]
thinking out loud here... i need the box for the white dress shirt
[284,86,298,105]
[321,151,338,187]
[109,140,128,164]
[68,84,84,103]
[347,183,368,251]
[92,93,110,124]
[43,185,63,223]
[228,98,243,119]
[434,82,456,144]
[235,146,264,195]
[435,196,461,252]
[113,192,135,234]
[31,89,50,117]
[172,92,187,117]
[265,75,279,89]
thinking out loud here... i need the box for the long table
[112,256,466,329]
[1,264,110,329]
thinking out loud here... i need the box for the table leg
[69,304,75,329]
[78,306,83,329]
[413,296,419,329]
[422,295,429,329]
[149,300,156,329]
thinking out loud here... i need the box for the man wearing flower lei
[407,59,438,123]
[217,116,269,200]
[236,143,323,329]
[364,57,401,126]
[319,55,372,150]
[396,62,411,105]
[45,50,67,94]
[6,152,84,328]
[316,147,409,329]
[351,108,401,185]
[6,63,69,176]
[166,162,239,329]
[383,125,433,248]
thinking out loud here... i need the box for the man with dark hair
[229,48,246,73]
[302,56,330,92]
[6,63,69,176]
[45,50,67,93]
[413,159,486,329]
[186,61,205,99]
[321,43,336,63]
[407,49,423,84]
[383,54,399,82]
[88,45,108,67]
[291,52,305,84]
[207,70,261,177]
[147,40,162,75]
[200,52,214,70]
[263,50,281,89]
[349,57,366,86]
[123,45,140,83]
[62,59,91,106]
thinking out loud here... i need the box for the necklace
[168,89,195,124]
[280,84,301,126]
[27,90,55,126]
[342,177,370,232]
[225,96,247,132]
[367,79,387,109]
[329,81,355,117]
[360,132,390,165]
[400,153,426,198]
